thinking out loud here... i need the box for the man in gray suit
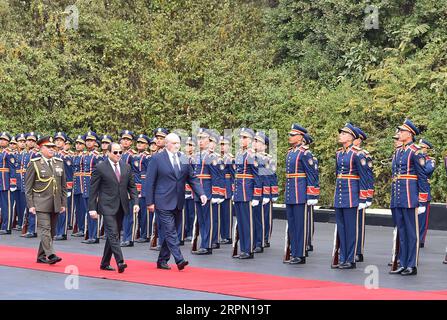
[25,136,67,264]
[88,142,139,273]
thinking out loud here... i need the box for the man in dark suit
[88,142,139,273]
[145,133,206,271]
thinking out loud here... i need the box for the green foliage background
[1,0,446,207]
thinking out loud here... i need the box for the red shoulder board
[410,144,420,152]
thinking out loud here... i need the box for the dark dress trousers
[88,160,138,266]
[145,150,204,264]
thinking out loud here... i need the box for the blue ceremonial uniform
[21,132,40,236]
[119,130,138,246]
[132,148,151,241]
[0,132,15,233]
[55,149,74,238]
[73,149,86,235]
[233,128,262,258]
[418,139,435,246]
[352,127,375,260]
[285,142,320,260]
[391,120,429,273]
[219,149,235,242]
[192,148,224,252]
[82,147,100,241]
[334,143,369,265]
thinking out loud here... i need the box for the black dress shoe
[355,254,364,262]
[0,230,11,235]
[82,238,99,244]
[289,257,306,265]
[157,262,171,270]
[13,226,22,231]
[443,259,447,265]
[305,251,309,257]
[253,247,263,253]
[117,262,127,273]
[238,252,254,259]
[401,267,417,276]
[177,260,189,271]
[307,245,313,252]
[135,238,149,243]
[193,248,212,255]
[54,235,67,241]
[120,241,134,247]
[185,236,192,241]
[100,265,116,271]
[389,266,405,274]
[339,262,356,269]
[47,254,62,264]
[419,243,425,248]
[212,243,220,249]
[219,238,231,245]
[179,240,185,246]
[23,232,37,238]
[264,242,270,248]
[36,257,50,264]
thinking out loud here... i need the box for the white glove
[272,197,278,202]
[217,198,224,204]
[10,187,17,192]
[366,201,372,208]
[418,206,426,215]
[67,192,72,198]
[211,198,220,204]
[251,200,260,207]
[307,199,318,206]
[262,198,270,205]
[358,203,367,210]
[185,194,192,199]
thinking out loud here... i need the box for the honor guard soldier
[100,135,113,160]
[332,123,369,269]
[183,137,196,241]
[25,136,66,264]
[149,128,169,250]
[389,130,403,268]
[81,131,100,244]
[417,139,435,248]
[133,134,151,243]
[389,119,428,276]
[252,131,271,253]
[21,132,40,238]
[0,132,14,235]
[232,128,262,259]
[53,132,74,241]
[283,125,319,264]
[352,126,374,263]
[149,137,158,155]
[72,135,87,237]
[191,129,224,255]
[302,133,319,253]
[12,134,27,231]
[9,136,19,230]
[119,130,137,247]
[219,136,234,245]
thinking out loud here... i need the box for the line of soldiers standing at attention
[0,119,440,275]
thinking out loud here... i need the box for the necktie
[172,153,180,178]
[114,163,120,182]
[48,160,53,172]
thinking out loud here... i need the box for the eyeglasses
[112,151,123,155]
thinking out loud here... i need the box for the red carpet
[0,245,446,300]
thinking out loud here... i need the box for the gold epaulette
[53,157,63,162]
